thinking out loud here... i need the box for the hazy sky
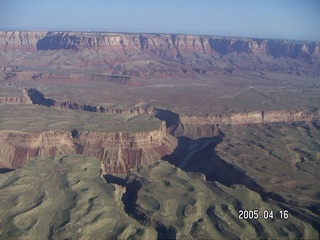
[1,0,319,41]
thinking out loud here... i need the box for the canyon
[0,86,320,172]
[1,31,320,239]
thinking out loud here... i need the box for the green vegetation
[126,161,319,239]
[1,158,317,239]
[0,156,157,239]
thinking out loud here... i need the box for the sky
[0,0,319,41]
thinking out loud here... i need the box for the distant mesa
[1,31,319,79]
[0,31,319,59]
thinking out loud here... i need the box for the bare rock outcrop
[0,122,177,174]
[1,31,319,68]
[1,86,319,173]
[32,32,320,60]
[1,31,319,79]
[0,31,46,52]
[180,110,320,126]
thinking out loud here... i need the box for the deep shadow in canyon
[105,128,320,238]
[161,129,320,232]
[162,131,266,189]
[104,173,177,239]
[120,174,177,240]
[152,108,180,131]
[0,168,13,174]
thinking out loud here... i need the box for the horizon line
[0,28,319,43]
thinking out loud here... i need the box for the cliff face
[169,109,320,139]
[36,33,320,60]
[34,32,213,57]
[0,122,177,174]
[180,110,320,126]
[1,89,319,172]
[150,108,320,139]
[1,31,319,61]
[2,86,319,143]
[1,31,319,79]
[0,31,46,52]
[25,88,149,114]
[21,88,320,128]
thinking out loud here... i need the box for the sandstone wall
[0,122,178,174]
[0,31,46,52]
[180,110,320,126]
[1,31,319,60]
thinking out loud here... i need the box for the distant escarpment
[0,31,47,52]
[1,31,319,77]
[0,122,177,174]
[180,110,320,126]
[149,108,320,139]
[33,32,320,60]
[175,110,320,139]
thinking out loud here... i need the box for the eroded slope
[216,122,320,211]
[0,155,157,239]
[120,161,319,239]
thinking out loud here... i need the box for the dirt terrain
[0,31,319,239]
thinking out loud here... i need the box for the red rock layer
[0,122,178,174]
[1,31,319,60]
